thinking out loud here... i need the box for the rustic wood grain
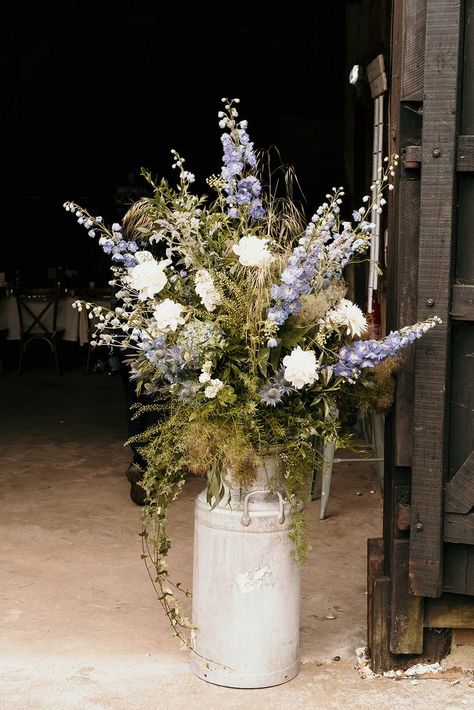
[444,543,469,594]
[445,544,474,595]
[447,322,474,514]
[461,0,474,134]
[390,539,424,653]
[445,451,474,513]
[457,135,474,171]
[371,576,394,673]
[401,0,426,101]
[456,180,474,282]
[367,538,385,655]
[444,512,474,545]
[409,0,462,598]
[394,179,420,467]
[451,284,474,321]
[425,593,474,627]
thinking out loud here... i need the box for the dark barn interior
[3,2,388,293]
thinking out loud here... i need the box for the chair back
[16,289,61,337]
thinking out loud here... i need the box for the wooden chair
[16,289,65,374]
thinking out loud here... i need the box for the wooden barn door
[369,0,474,671]
[442,0,474,596]
[408,0,465,598]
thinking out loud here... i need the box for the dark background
[3,1,385,290]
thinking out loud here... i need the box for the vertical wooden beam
[367,537,385,654]
[401,0,427,101]
[409,0,462,597]
[390,539,424,653]
[371,576,394,673]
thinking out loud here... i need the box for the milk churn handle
[241,490,285,527]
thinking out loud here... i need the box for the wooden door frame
[368,0,473,671]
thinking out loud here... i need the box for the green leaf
[280,324,313,348]
[257,347,270,377]
[217,386,237,404]
[269,342,283,370]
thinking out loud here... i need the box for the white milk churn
[191,452,300,688]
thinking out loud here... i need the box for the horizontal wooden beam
[424,594,474,627]
[457,135,474,171]
[444,512,474,544]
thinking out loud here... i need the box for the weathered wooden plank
[401,0,426,101]
[390,539,424,653]
[367,54,385,83]
[469,548,474,595]
[425,593,474,627]
[461,0,474,134]
[371,576,394,673]
[444,512,474,545]
[451,284,474,321]
[367,537,385,655]
[404,145,422,169]
[456,179,474,283]
[448,323,474,482]
[394,179,420,467]
[369,72,388,99]
[409,0,462,598]
[457,135,474,171]
[444,543,468,594]
[445,451,474,513]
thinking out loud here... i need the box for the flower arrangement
[65,98,440,648]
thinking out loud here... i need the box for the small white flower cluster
[204,378,224,399]
[171,149,195,184]
[383,154,399,192]
[218,97,240,129]
[194,269,221,312]
[198,360,213,384]
[63,201,102,238]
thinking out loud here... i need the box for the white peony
[204,378,224,399]
[194,269,221,311]
[283,346,319,389]
[128,251,171,301]
[232,235,275,267]
[324,298,368,338]
[153,298,185,332]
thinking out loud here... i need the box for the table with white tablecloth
[0,296,111,346]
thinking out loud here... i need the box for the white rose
[153,299,185,332]
[195,269,221,311]
[232,235,275,267]
[128,252,172,301]
[199,372,211,383]
[324,298,368,338]
[283,346,319,389]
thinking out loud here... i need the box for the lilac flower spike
[334,316,442,382]
[219,99,265,221]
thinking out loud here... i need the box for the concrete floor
[0,370,473,709]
